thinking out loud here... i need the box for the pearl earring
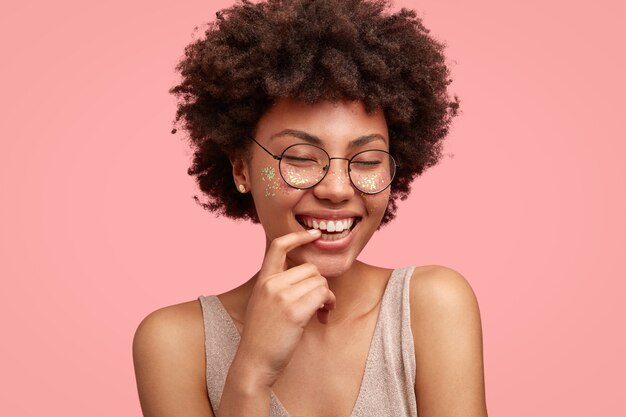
[238,184,246,193]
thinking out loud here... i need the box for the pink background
[1,0,624,415]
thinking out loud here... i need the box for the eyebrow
[269,129,387,148]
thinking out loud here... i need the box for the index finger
[260,229,321,277]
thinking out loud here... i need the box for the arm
[410,266,489,417]
[216,350,272,417]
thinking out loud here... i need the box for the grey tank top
[197,266,418,417]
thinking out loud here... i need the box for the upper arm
[410,266,488,417]
[133,301,215,417]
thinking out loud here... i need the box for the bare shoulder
[134,299,205,340]
[409,265,488,417]
[409,265,481,313]
[133,300,214,417]
[133,300,206,369]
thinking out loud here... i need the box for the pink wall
[1,0,624,415]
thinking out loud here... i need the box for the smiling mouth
[295,215,361,241]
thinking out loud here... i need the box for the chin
[318,259,353,278]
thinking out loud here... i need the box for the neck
[311,260,388,330]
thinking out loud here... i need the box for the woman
[133,1,488,416]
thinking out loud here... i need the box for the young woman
[133,1,488,416]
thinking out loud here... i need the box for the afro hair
[170,0,459,225]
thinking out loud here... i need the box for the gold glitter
[263,166,275,180]
[284,167,317,187]
[261,166,280,197]
[355,173,385,193]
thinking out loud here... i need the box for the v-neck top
[197,266,418,417]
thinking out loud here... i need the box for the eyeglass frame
[249,137,399,195]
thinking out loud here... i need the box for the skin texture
[132,99,488,417]
[233,98,391,280]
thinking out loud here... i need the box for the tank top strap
[198,294,291,416]
[197,294,240,416]
[352,265,418,416]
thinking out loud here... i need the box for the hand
[235,229,337,388]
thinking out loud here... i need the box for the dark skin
[133,264,487,416]
[133,99,487,417]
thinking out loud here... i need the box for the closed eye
[352,160,381,166]
[283,155,316,162]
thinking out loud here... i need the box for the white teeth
[320,228,350,240]
[298,216,358,234]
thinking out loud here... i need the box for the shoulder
[408,264,483,348]
[409,265,481,314]
[133,300,205,357]
[408,265,488,416]
[133,300,214,416]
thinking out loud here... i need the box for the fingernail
[307,229,321,235]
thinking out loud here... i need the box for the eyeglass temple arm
[250,137,281,160]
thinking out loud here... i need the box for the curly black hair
[170,0,459,225]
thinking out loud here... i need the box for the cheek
[259,165,302,197]
[354,172,391,214]
[354,172,388,194]
[260,166,281,197]
[281,165,322,188]
[363,189,391,216]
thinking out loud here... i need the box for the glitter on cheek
[356,172,390,214]
[277,176,299,194]
[355,173,386,193]
[282,166,322,189]
[260,166,281,197]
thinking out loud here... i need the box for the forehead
[254,98,389,149]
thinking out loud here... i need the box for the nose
[312,158,355,203]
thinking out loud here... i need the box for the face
[234,98,391,278]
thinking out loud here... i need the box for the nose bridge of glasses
[318,156,355,193]
[324,156,351,172]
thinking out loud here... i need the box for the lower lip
[300,221,360,251]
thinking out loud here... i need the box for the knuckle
[258,277,276,297]
[270,236,288,251]
[284,306,302,324]
[315,275,328,287]
[275,290,290,306]
[303,262,320,276]
[318,285,329,296]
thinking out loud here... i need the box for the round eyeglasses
[251,137,398,195]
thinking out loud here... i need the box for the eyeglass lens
[279,144,396,194]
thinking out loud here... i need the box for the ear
[230,154,250,193]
